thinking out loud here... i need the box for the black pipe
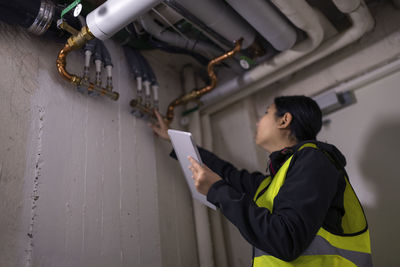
[0,0,41,28]
[147,36,209,66]
[123,46,144,79]
[100,41,113,67]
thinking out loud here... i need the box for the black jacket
[171,140,346,262]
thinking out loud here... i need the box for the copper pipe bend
[165,39,243,123]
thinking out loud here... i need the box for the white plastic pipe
[202,0,374,115]
[201,0,325,108]
[182,65,216,267]
[331,55,400,94]
[106,65,112,78]
[86,0,162,40]
[152,84,159,101]
[84,50,92,68]
[95,59,102,73]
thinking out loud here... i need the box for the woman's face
[255,104,281,149]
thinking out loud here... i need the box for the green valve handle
[61,0,82,18]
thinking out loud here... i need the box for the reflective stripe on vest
[253,143,372,266]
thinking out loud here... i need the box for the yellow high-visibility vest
[253,143,372,266]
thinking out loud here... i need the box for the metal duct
[225,0,297,51]
[167,0,256,49]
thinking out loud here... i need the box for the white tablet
[168,129,216,210]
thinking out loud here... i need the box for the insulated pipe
[86,0,162,40]
[139,13,222,59]
[225,0,297,51]
[201,0,374,114]
[172,0,256,49]
[124,47,144,102]
[200,0,326,107]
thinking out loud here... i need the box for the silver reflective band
[254,235,372,267]
[27,0,55,36]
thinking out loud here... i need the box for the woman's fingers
[188,157,201,170]
[154,109,165,128]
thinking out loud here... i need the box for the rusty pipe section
[56,25,119,101]
[165,39,242,123]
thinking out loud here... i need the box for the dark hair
[274,95,322,141]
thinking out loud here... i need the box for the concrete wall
[318,69,400,267]
[0,22,198,267]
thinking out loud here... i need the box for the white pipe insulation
[225,0,297,51]
[86,0,162,40]
[200,0,325,108]
[201,0,374,114]
[173,0,256,49]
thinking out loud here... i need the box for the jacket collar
[267,141,313,176]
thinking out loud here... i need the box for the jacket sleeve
[206,147,342,262]
[170,147,266,197]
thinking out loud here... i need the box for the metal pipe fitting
[56,29,119,101]
[165,39,242,123]
[27,0,55,35]
[66,26,94,49]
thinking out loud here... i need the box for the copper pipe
[165,39,243,123]
[57,43,81,85]
[56,26,119,101]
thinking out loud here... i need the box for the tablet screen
[168,129,216,210]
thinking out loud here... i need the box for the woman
[149,95,372,266]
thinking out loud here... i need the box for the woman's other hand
[188,156,222,195]
[148,109,171,142]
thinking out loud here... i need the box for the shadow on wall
[358,117,400,267]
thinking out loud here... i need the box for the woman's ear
[278,112,293,129]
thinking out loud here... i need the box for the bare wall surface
[318,70,400,267]
[210,100,262,267]
[0,22,198,267]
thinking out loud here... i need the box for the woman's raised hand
[148,109,171,142]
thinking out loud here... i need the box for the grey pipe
[139,13,222,59]
[100,42,113,67]
[124,46,145,101]
[225,0,297,51]
[172,0,256,49]
[123,46,144,79]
